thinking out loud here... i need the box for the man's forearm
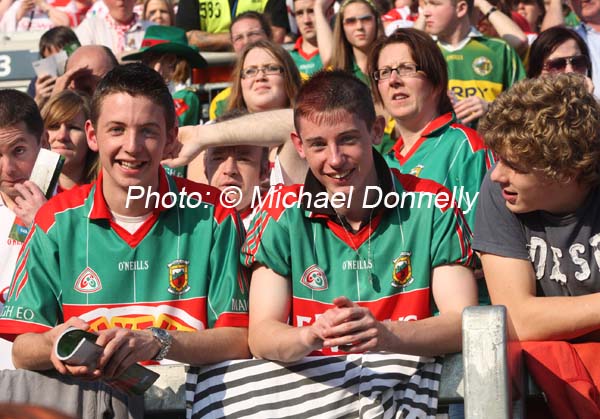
[249,320,318,363]
[379,312,463,356]
[13,332,54,370]
[168,327,250,365]
[186,30,232,51]
[199,108,294,148]
[503,293,600,342]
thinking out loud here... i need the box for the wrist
[147,327,172,361]
[299,326,322,353]
[483,6,498,19]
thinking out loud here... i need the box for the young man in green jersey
[422,0,525,125]
[243,70,477,362]
[289,0,324,78]
[0,64,249,378]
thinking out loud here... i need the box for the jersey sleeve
[505,42,526,88]
[175,0,201,31]
[451,131,496,229]
[241,207,292,278]
[0,224,62,341]
[430,193,476,269]
[472,171,530,260]
[208,209,250,328]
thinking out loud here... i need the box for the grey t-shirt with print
[473,171,600,297]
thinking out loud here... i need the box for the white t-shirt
[576,23,600,99]
[75,13,152,55]
[0,197,20,370]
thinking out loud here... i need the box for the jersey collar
[437,26,483,52]
[391,112,455,165]
[293,36,320,60]
[89,166,172,220]
[301,149,394,222]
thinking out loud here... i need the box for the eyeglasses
[231,30,265,45]
[543,55,589,75]
[343,14,374,26]
[241,64,284,79]
[372,63,421,80]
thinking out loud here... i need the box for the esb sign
[0,50,38,81]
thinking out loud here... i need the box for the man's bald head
[66,45,118,96]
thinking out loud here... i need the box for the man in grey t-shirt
[473,73,600,341]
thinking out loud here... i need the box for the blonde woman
[315,0,383,84]
[42,90,98,192]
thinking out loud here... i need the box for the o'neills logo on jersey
[392,252,414,289]
[74,267,102,293]
[300,264,328,291]
[168,259,190,295]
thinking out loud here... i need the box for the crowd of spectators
[0,0,599,415]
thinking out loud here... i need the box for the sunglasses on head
[543,55,589,75]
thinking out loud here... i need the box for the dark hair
[231,11,273,40]
[91,63,175,131]
[527,27,591,78]
[294,70,376,132]
[38,26,80,57]
[368,28,453,115]
[0,90,44,142]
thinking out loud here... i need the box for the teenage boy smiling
[1,64,249,378]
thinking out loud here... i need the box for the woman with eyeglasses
[186,40,302,184]
[527,26,592,84]
[315,0,383,84]
[227,39,302,113]
[368,28,495,229]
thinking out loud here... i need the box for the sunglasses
[343,14,374,26]
[543,55,589,75]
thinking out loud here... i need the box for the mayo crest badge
[392,252,414,288]
[301,264,328,291]
[168,259,190,295]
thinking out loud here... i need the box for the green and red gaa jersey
[290,37,323,79]
[440,28,525,108]
[0,168,249,341]
[242,153,474,356]
[174,88,200,127]
[383,112,495,229]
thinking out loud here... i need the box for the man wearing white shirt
[0,90,47,370]
[75,0,152,56]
